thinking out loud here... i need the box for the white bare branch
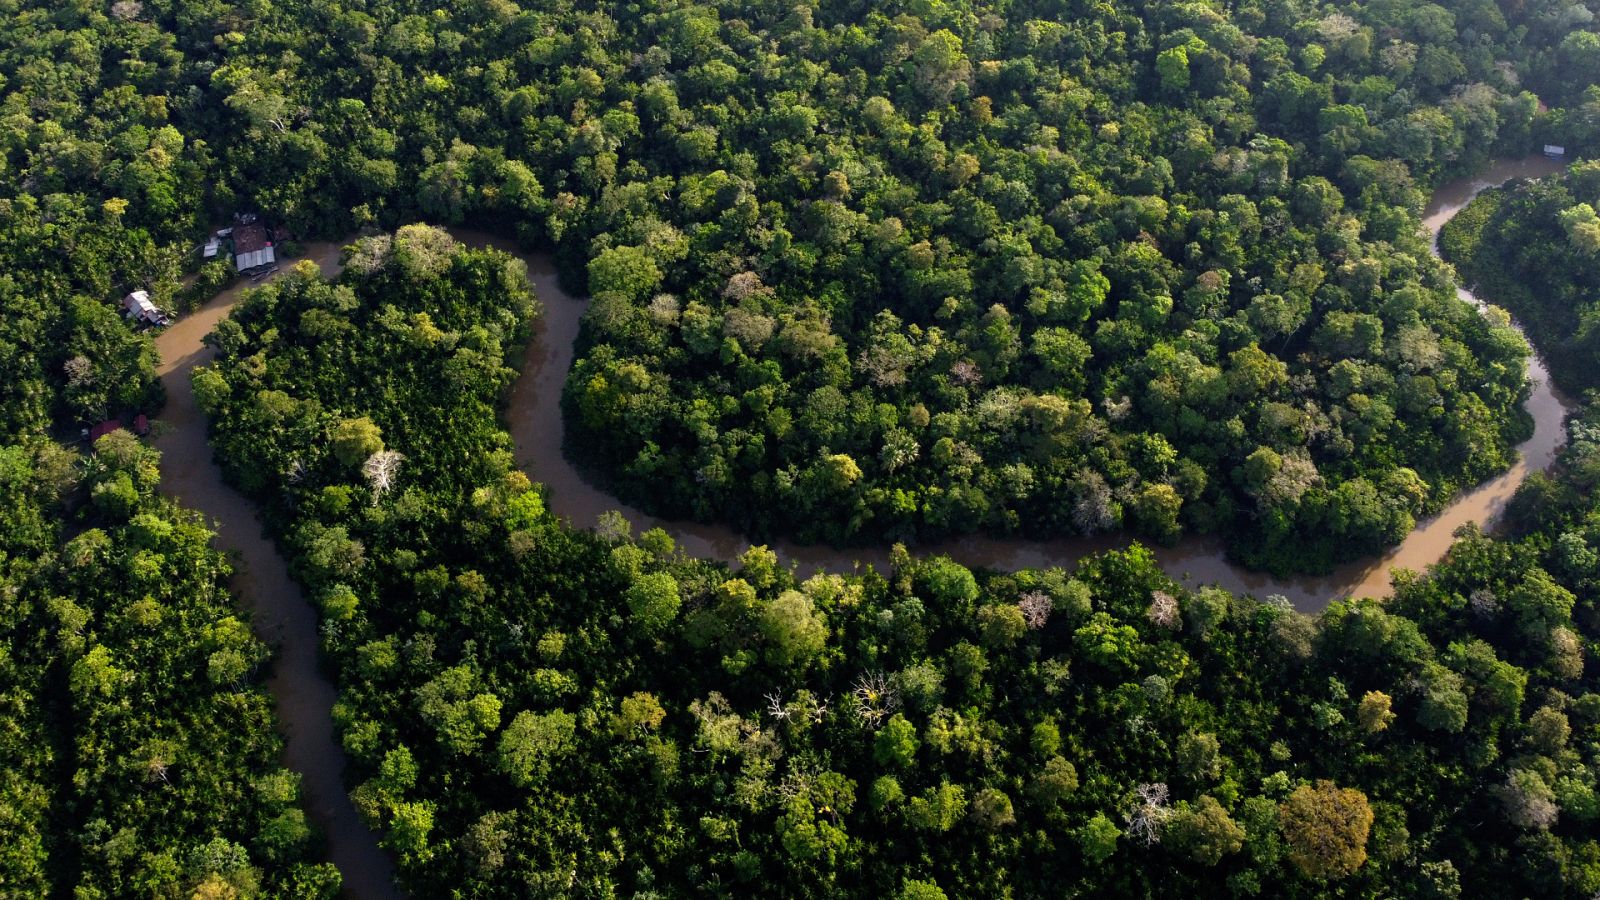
[362,449,406,500]
[1124,782,1172,845]
[852,672,899,727]
[765,691,790,720]
[1018,590,1053,629]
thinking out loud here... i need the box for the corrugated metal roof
[124,291,158,316]
[235,247,276,270]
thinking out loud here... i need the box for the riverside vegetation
[1439,158,1600,396]
[194,226,1600,897]
[176,0,1599,573]
[0,437,341,895]
[2,0,1600,897]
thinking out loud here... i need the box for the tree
[1414,662,1469,733]
[1497,768,1558,830]
[390,224,458,279]
[759,590,828,668]
[626,571,682,634]
[331,417,384,467]
[588,245,662,303]
[1166,796,1245,865]
[1178,731,1222,782]
[1125,783,1173,846]
[496,710,576,788]
[361,450,405,501]
[906,782,966,832]
[898,880,948,900]
[1157,46,1192,91]
[1356,691,1395,733]
[976,603,1027,648]
[969,787,1016,830]
[874,715,919,769]
[611,692,667,738]
[415,666,502,756]
[1279,781,1374,879]
[1074,614,1141,673]
[1030,756,1079,810]
[1079,812,1120,863]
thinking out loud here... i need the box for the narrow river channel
[152,244,403,900]
[146,155,1568,895]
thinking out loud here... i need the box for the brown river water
[153,244,403,900]
[148,155,1566,897]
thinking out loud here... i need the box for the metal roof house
[1545,145,1567,159]
[122,290,170,326]
[232,223,276,271]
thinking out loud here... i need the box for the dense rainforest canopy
[196,226,1600,897]
[199,0,1581,570]
[5,0,1599,570]
[1,0,1600,897]
[0,431,340,894]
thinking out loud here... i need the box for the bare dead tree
[1146,590,1181,631]
[765,691,790,721]
[362,449,406,501]
[852,672,899,727]
[949,358,983,387]
[1018,590,1053,629]
[1125,782,1172,845]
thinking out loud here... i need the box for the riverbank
[151,246,404,900]
[138,154,1568,891]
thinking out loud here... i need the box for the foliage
[201,238,1600,897]
[0,435,337,896]
[1440,159,1600,394]
[162,0,1600,574]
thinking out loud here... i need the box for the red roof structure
[89,420,123,441]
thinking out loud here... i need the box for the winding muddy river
[153,245,403,900]
[499,154,1572,610]
[146,155,1566,896]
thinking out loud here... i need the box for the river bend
[153,245,403,900]
[146,155,1568,895]
[497,154,1572,611]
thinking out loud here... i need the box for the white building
[122,290,169,326]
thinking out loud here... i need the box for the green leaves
[626,571,682,634]
[496,710,576,788]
